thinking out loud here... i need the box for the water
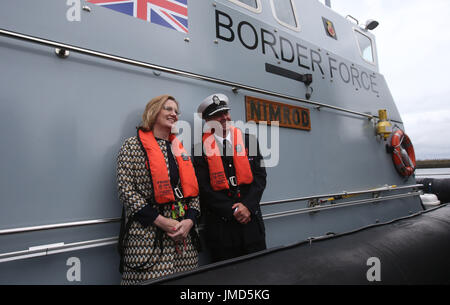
[416,167,450,179]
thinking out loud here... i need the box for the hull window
[270,0,300,31]
[228,0,262,13]
[354,29,375,64]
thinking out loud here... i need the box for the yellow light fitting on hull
[376,109,392,140]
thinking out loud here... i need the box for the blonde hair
[140,95,178,131]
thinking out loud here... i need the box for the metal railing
[0,237,118,263]
[0,218,120,236]
[0,28,403,123]
[0,184,422,263]
[415,173,450,176]
[259,184,422,207]
[263,191,421,220]
[0,184,422,236]
[0,190,423,263]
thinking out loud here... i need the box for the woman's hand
[167,219,194,242]
[153,215,179,233]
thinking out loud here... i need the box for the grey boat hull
[0,0,435,284]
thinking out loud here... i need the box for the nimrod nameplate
[245,96,311,131]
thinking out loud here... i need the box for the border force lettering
[215,9,379,95]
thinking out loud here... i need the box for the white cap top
[197,93,230,118]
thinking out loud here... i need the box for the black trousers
[206,215,266,263]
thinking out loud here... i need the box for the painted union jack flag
[87,0,189,33]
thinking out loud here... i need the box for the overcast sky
[329,0,450,160]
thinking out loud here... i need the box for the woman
[117,95,200,285]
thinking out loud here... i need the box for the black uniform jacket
[193,133,267,250]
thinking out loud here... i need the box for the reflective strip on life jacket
[202,126,253,191]
[138,129,199,204]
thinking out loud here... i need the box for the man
[194,93,267,262]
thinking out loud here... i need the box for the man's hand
[232,203,251,224]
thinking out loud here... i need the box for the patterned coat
[116,136,200,285]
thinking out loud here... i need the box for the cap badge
[212,95,220,105]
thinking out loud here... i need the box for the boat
[1,0,448,285]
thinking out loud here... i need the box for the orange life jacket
[202,126,253,191]
[138,129,199,204]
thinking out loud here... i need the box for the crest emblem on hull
[322,17,337,40]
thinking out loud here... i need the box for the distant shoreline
[416,159,450,169]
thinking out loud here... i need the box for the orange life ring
[391,129,416,177]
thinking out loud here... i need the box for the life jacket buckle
[174,187,184,199]
[229,176,237,187]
